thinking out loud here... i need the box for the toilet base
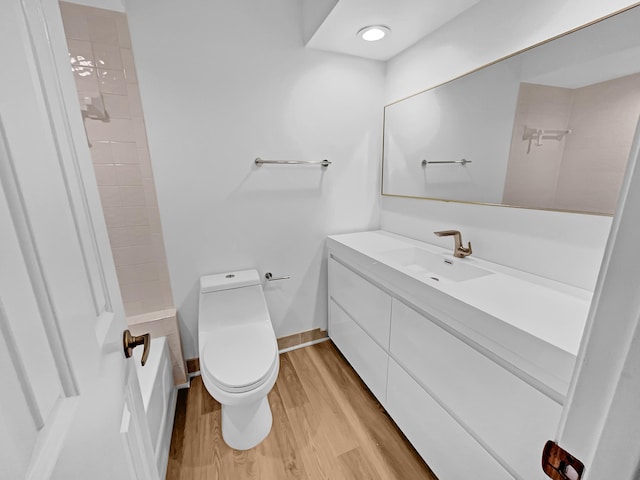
[221,396,273,450]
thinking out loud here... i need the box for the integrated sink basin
[380,247,494,284]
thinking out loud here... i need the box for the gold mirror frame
[381,3,640,216]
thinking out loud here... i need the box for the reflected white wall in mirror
[384,61,519,204]
[382,5,640,215]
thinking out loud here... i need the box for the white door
[552,122,640,478]
[0,0,158,479]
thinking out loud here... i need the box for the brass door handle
[123,329,151,366]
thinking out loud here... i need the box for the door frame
[557,116,640,478]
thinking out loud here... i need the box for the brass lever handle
[458,241,472,257]
[123,329,151,366]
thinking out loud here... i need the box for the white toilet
[198,269,279,450]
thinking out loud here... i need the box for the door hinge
[542,440,585,480]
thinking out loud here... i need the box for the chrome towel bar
[421,159,471,166]
[255,157,331,167]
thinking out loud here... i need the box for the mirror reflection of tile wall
[503,73,640,214]
[60,1,174,317]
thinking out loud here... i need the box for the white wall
[125,0,384,358]
[302,0,338,44]
[381,0,639,290]
[385,0,640,103]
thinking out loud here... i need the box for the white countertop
[328,230,591,356]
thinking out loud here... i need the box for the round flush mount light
[356,25,391,42]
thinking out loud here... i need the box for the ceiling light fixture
[356,25,391,42]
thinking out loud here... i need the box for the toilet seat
[202,323,278,393]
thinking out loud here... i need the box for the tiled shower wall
[554,72,640,214]
[60,1,174,317]
[503,74,640,214]
[502,83,573,210]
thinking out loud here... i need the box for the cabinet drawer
[329,258,391,349]
[329,300,388,405]
[390,299,559,479]
[386,359,512,480]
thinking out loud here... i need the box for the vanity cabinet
[390,300,560,479]
[329,258,391,349]
[327,236,568,480]
[328,258,391,405]
[386,359,512,479]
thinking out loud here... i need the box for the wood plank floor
[167,340,437,480]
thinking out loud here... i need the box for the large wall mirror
[382,5,640,215]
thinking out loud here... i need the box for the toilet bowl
[198,269,279,450]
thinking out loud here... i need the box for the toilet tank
[198,270,271,332]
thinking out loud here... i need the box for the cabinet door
[328,258,391,349]
[390,299,559,479]
[329,300,389,405]
[386,360,513,480]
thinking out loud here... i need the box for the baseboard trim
[276,328,328,351]
[176,379,191,390]
[278,336,330,354]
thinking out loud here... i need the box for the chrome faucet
[434,230,472,258]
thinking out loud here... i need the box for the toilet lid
[202,322,277,392]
